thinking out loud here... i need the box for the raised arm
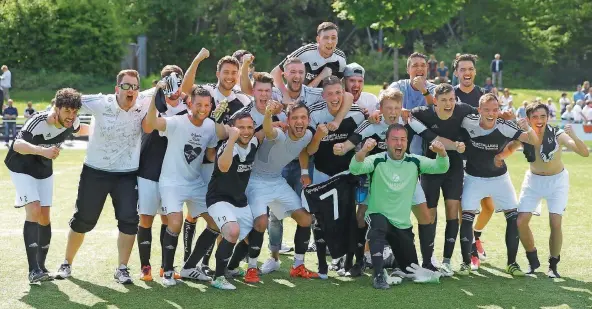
[146,84,167,132]
[516,118,538,145]
[271,65,287,94]
[418,140,450,174]
[306,124,328,155]
[560,125,589,157]
[182,48,210,95]
[263,100,281,140]
[349,139,379,175]
[218,127,240,173]
[240,54,254,96]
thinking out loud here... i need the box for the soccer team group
[4,22,590,290]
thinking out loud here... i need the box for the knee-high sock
[227,239,248,270]
[505,210,519,265]
[214,238,236,279]
[247,230,264,269]
[443,219,459,260]
[37,223,51,271]
[460,213,475,265]
[183,219,197,262]
[137,226,152,267]
[418,223,435,267]
[183,227,219,269]
[160,224,167,269]
[294,225,311,267]
[162,228,179,272]
[354,225,367,265]
[24,221,39,272]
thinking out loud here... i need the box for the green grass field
[1,149,591,309]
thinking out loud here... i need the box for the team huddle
[4,22,589,290]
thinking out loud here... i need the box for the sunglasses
[119,83,140,91]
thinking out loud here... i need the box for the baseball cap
[344,63,365,78]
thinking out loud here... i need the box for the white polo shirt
[81,90,152,172]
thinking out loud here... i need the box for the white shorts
[412,180,426,206]
[208,201,254,241]
[461,172,518,213]
[159,183,207,216]
[137,177,162,216]
[518,169,569,215]
[9,171,53,207]
[247,176,304,220]
[200,163,215,184]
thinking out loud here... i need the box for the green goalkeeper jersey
[349,152,449,229]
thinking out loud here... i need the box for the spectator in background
[572,100,584,123]
[546,98,557,120]
[451,53,460,86]
[583,81,590,94]
[2,99,17,146]
[516,100,528,119]
[428,55,438,80]
[437,61,449,83]
[559,92,570,114]
[583,100,592,122]
[24,101,36,119]
[378,82,388,97]
[506,100,516,115]
[483,77,494,93]
[45,98,55,111]
[491,87,500,101]
[152,80,158,87]
[500,88,513,109]
[0,65,11,103]
[584,87,592,102]
[573,85,585,103]
[490,53,503,89]
[561,104,574,123]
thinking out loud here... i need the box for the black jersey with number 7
[302,172,358,259]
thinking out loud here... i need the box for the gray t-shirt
[251,128,313,178]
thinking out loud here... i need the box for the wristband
[301,169,309,176]
[422,90,430,96]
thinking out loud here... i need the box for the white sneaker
[336,268,347,277]
[180,266,212,281]
[431,256,440,269]
[211,276,236,290]
[55,263,71,280]
[260,258,281,274]
[114,266,133,284]
[383,269,403,285]
[439,263,454,277]
[162,271,176,286]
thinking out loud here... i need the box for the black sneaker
[347,264,363,277]
[373,274,390,290]
[201,265,214,277]
[39,267,55,281]
[422,263,439,272]
[29,268,49,284]
[548,256,561,278]
[526,250,540,274]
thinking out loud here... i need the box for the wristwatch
[422,90,430,96]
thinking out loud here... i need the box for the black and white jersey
[206,136,259,208]
[308,102,364,176]
[137,101,188,182]
[454,85,484,108]
[271,85,324,107]
[229,101,286,132]
[407,103,477,170]
[201,83,251,125]
[461,115,523,177]
[4,111,80,179]
[302,172,358,259]
[348,117,405,156]
[279,43,347,87]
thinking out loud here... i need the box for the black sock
[354,226,367,265]
[505,210,519,265]
[294,225,311,255]
[202,246,213,266]
[183,219,196,262]
[472,230,482,257]
[443,219,459,259]
[137,226,152,267]
[526,249,540,270]
[37,223,51,271]
[418,224,434,267]
[184,227,219,269]
[344,253,354,270]
[460,212,475,265]
[474,230,482,240]
[214,238,236,278]
[160,224,167,269]
[369,237,385,278]
[247,230,264,259]
[549,255,560,268]
[311,224,327,273]
[227,239,248,270]
[24,221,39,272]
[162,228,179,272]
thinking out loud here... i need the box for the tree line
[0,0,590,89]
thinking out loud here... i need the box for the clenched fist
[315,124,329,138]
[455,141,465,153]
[196,48,210,61]
[429,140,446,157]
[333,143,346,156]
[228,126,240,141]
[362,138,377,153]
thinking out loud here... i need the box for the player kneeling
[207,113,260,290]
[349,125,449,289]
[5,88,88,283]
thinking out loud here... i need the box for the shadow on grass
[18,261,592,309]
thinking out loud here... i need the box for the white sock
[248,257,258,269]
[294,254,304,267]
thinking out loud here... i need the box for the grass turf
[0,149,591,309]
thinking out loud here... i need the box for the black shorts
[366,213,418,270]
[69,165,139,235]
[421,165,463,209]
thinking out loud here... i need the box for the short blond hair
[1,65,7,71]
[116,69,140,86]
[479,93,499,107]
[379,88,403,107]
